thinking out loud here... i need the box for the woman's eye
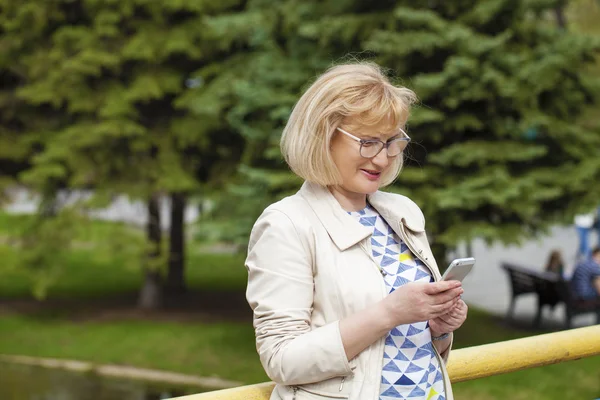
[362,142,376,147]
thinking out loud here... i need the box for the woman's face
[330,118,402,202]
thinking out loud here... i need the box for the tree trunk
[39,187,60,218]
[139,269,162,310]
[139,193,162,310]
[166,192,187,295]
[554,3,567,29]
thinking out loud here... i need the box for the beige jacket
[245,182,454,400]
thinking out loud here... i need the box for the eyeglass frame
[336,126,411,158]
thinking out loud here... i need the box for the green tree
[0,0,254,307]
[0,7,60,206]
[567,0,600,133]
[0,3,75,294]
[0,65,28,206]
[207,0,600,264]
[368,1,600,262]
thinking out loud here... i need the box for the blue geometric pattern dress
[349,204,445,400]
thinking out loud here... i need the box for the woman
[245,63,467,400]
[545,250,565,277]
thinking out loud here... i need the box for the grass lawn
[0,211,599,399]
[0,212,248,298]
[0,314,267,384]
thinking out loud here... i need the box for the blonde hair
[280,62,417,187]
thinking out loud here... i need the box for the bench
[502,262,600,329]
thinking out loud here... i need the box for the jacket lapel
[367,191,425,234]
[298,182,426,251]
[299,182,372,251]
[298,182,440,277]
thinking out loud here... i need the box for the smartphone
[442,257,475,282]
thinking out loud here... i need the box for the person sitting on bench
[570,247,600,300]
[544,249,565,278]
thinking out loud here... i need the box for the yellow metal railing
[171,324,600,400]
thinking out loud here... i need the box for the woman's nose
[371,147,390,167]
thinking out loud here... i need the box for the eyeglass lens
[360,139,408,158]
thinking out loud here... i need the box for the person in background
[595,206,600,250]
[574,212,596,261]
[544,249,565,278]
[570,247,600,300]
[245,63,466,400]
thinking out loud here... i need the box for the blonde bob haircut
[280,62,417,187]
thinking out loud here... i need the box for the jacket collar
[368,190,425,234]
[299,182,425,251]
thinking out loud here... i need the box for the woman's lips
[361,169,381,181]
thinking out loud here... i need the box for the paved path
[3,187,199,230]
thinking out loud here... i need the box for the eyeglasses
[336,127,411,158]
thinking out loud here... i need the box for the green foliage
[196,166,303,247]
[0,0,262,296]
[0,13,49,205]
[2,0,600,286]
[0,0,265,198]
[16,210,80,299]
[203,0,600,256]
[2,207,146,300]
[0,211,246,299]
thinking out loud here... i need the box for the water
[0,363,204,400]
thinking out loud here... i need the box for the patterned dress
[349,204,445,400]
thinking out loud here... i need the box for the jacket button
[380,269,387,276]
[418,249,423,254]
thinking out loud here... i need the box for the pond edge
[0,354,243,390]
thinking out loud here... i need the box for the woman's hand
[429,299,468,337]
[380,280,463,328]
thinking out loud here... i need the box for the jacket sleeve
[245,208,353,385]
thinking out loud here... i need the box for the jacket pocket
[292,375,351,399]
[294,386,349,399]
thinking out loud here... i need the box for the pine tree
[0,56,30,205]
[209,0,600,264]
[0,2,76,295]
[0,0,255,306]
[365,1,600,261]
[0,3,63,204]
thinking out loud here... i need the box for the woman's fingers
[437,301,468,325]
[431,295,460,314]
[429,287,463,306]
[424,280,462,295]
[431,297,466,320]
[448,304,468,319]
